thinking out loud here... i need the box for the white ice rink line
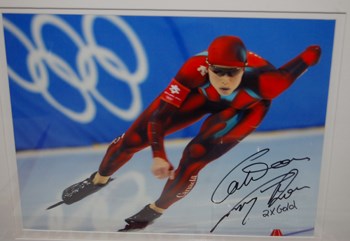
[16,127,324,158]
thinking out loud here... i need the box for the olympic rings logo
[4,15,148,123]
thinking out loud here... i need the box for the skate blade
[118,223,148,232]
[46,201,65,210]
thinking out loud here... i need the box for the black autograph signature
[210,148,310,233]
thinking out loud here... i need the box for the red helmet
[207,36,247,67]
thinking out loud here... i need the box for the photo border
[1,1,349,240]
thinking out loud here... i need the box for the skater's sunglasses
[207,62,244,77]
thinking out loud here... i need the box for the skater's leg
[60,127,150,204]
[59,108,154,204]
[97,130,149,177]
[155,100,271,209]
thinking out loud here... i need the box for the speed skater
[50,35,321,232]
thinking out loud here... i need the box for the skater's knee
[108,132,147,154]
[185,143,207,159]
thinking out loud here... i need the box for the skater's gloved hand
[301,45,322,66]
[151,157,175,180]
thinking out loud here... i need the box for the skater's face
[208,64,244,96]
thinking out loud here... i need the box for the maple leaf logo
[169,85,181,94]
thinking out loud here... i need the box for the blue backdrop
[3,14,335,150]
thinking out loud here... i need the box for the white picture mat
[0,1,349,240]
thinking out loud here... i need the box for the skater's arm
[147,56,204,179]
[147,100,177,161]
[147,58,197,163]
[147,101,178,180]
[257,45,321,99]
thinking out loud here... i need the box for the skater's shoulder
[175,54,209,89]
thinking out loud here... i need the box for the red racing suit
[98,46,321,209]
